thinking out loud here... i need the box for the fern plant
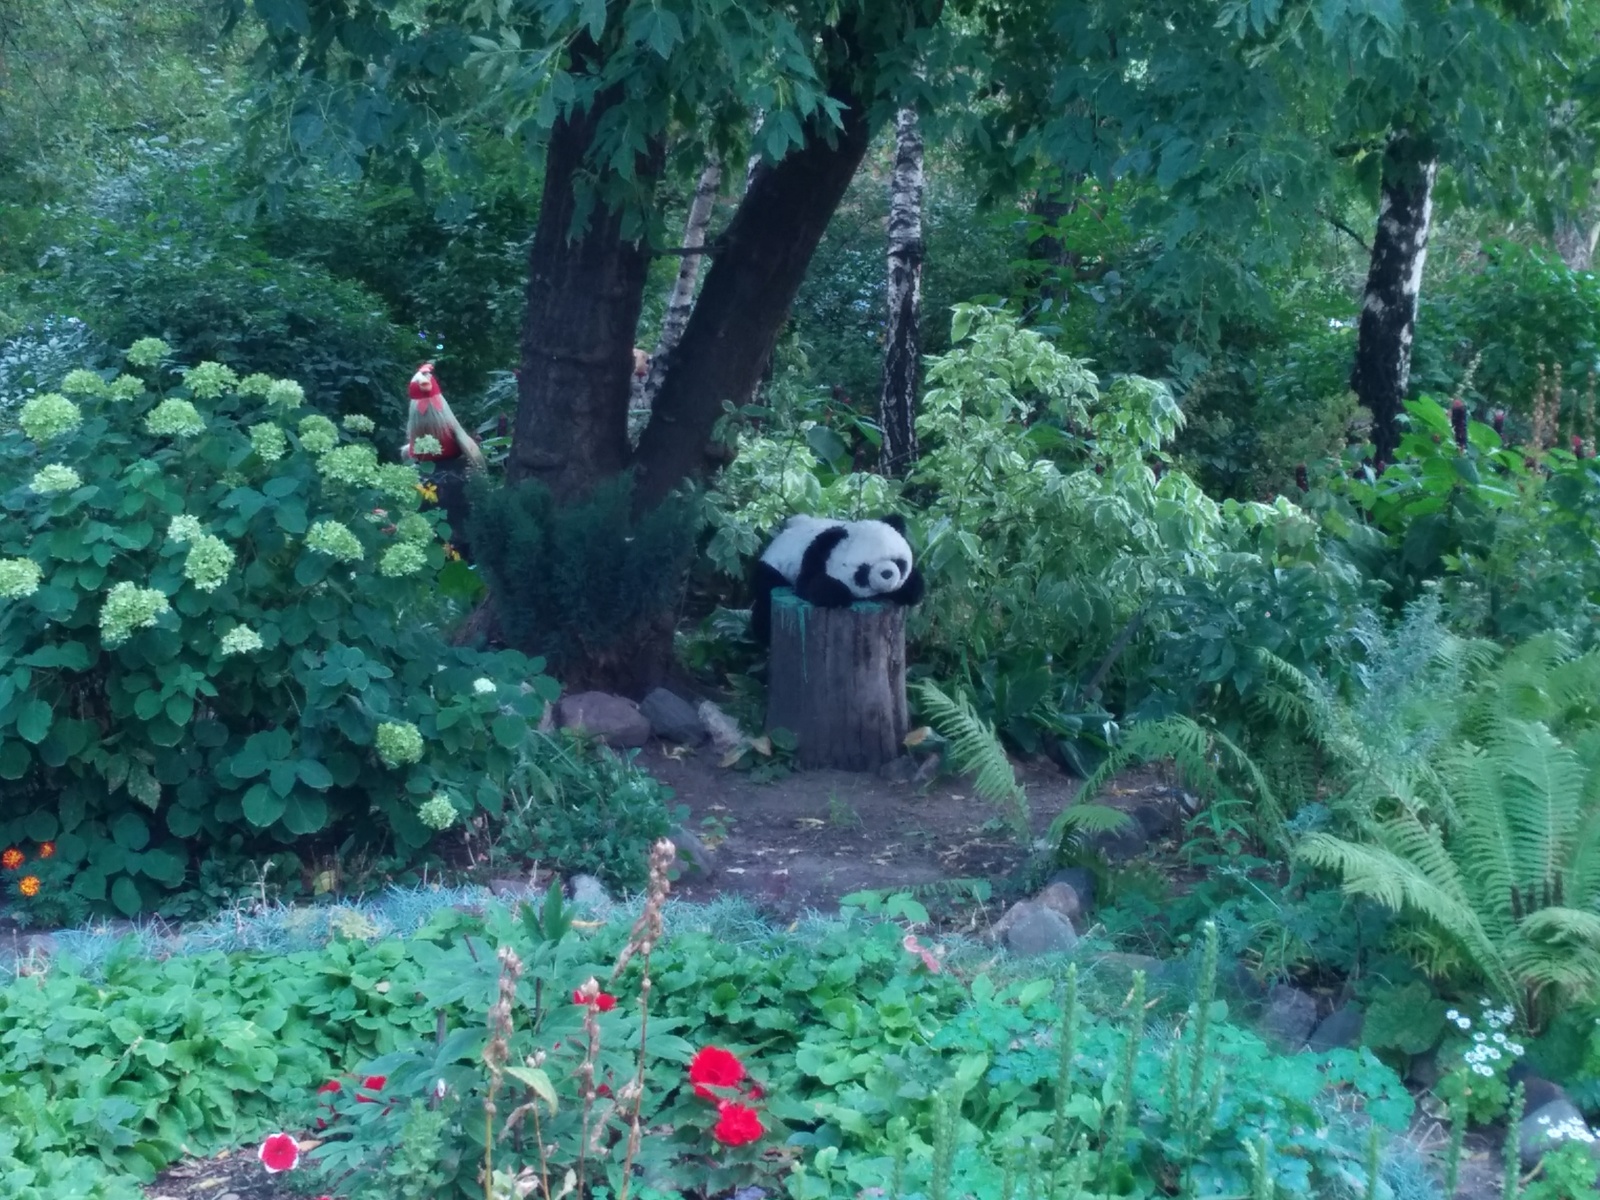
[916,680,1127,842]
[1298,710,1600,1024]
[1046,713,1283,851]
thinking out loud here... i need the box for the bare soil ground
[643,741,1112,918]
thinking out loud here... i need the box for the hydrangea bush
[0,340,558,915]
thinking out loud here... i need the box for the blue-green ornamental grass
[0,340,559,918]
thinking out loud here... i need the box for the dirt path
[642,742,1171,919]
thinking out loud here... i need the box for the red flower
[711,1101,765,1147]
[258,1132,300,1173]
[318,1079,342,1096]
[356,1074,387,1101]
[0,849,22,871]
[572,988,618,1012]
[688,1046,746,1101]
[36,841,54,859]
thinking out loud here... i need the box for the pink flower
[903,933,942,974]
[259,1132,300,1173]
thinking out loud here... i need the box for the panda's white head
[830,516,914,598]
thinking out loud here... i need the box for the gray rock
[1225,960,1269,1002]
[640,688,706,744]
[670,825,718,879]
[568,874,612,911]
[1034,881,1083,926]
[556,691,651,748]
[1510,1066,1569,1112]
[878,754,920,783]
[1087,818,1148,862]
[1047,867,1097,913]
[1002,901,1080,958]
[1307,1004,1365,1053]
[1520,1099,1600,1170]
[1260,984,1318,1051]
[1407,1049,1443,1090]
[1131,801,1180,842]
[488,877,536,900]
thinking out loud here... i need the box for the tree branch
[1324,212,1371,253]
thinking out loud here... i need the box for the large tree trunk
[878,106,924,477]
[1350,131,1438,467]
[508,40,659,504]
[630,19,903,510]
[639,159,722,413]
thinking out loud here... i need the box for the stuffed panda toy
[749,514,925,645]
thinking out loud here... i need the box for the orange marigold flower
[1,848,23,870]
[18,875,41,898]
[37,841,54,859]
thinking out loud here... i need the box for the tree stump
[765,589,908,771]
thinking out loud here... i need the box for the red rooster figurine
[405,362,485,469]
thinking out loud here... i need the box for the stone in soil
[997,900,1080,957]
[1034,881,1083,925]
[1046,867,1096,913]
[1259,984,1318,1051]
[555,691,652,748]
[640,688,707,744]
[1307,1004,1364,1053]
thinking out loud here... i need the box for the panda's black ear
[879,513,908,535]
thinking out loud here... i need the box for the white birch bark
[639,159,722,414]
[878,107,924,476]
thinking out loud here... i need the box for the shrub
[469,472,702,693]
[0,341,558,916]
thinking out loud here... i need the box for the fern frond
[1054,804,1135,835]
[915,681,1029,837]
[1296,829,1515,1003]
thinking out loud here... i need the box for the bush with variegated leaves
[0,340,557,916]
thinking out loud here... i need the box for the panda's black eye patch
[893,558,907,575]
[854,563,872,587]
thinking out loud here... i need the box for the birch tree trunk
[639,159,723,414]
[1350,131,1438,467]
[1553,185,1600,271]
[878,106,924,476]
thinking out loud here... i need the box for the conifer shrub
[0,340,558,917]
[469,472,701,692]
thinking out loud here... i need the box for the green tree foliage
[0,343,556,916]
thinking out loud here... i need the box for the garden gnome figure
[404,362,483,559]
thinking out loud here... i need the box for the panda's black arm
[795,525,856,607]
[889,567,925,607]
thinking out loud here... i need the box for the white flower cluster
[1448,999,1523,1077]
[1537,1112,1597,1144]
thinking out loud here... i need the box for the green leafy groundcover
[0,893,1423,1200]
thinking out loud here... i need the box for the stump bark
[765,589,908,771]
